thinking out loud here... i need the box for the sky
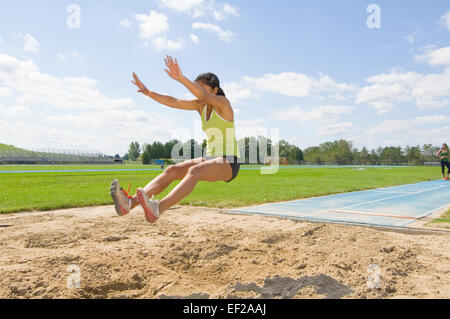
[0,0,449,155]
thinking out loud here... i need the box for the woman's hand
[131,72,151,95]
[164,55,183,82]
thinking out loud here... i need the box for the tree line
[124,137,303,164]
[302,140,440,165]
[124,138,441,165]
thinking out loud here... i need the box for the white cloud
[213,4,240,21]
[244,73,311,97]
[223,4,239,17]
[0,104,33,116]
[222,81,259,104]
[318,122,353,136]
[235,118,267,138]
[440,10,450,31]
[415,46,450,66]
[192,8,204,18]
[57,51,83,63]
[272,105,354,123]
[356,83,412,114]
[135,11,169,40]
[357,52,450,112]
[19,33,40,53]
[0,87,13,97]
[366,71,423,86]
[158,0,239,21]
[412,68,450,109]
[367,119,412,135]
[414,115,448,124]
[133,11,183,51]
[213,10,225,21]
[0,53,134,111]
[11,108,177,155]
[189,33,200,44]
[152,36,184,51]
[0,53,184,154]
[158,0,204,13]
[368,116,449,135]
[120,19,132,29]
[271,105,355,137]
[192,22,235,43]
[243,72,356,98]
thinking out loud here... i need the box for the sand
[0,205,449,299]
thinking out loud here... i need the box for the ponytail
[217,87,226,97]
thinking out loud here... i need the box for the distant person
[436,143,449,180]
[110,55,240,223]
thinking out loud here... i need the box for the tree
[303,146,322,164]
[421,144,440,162]
[182,139,202,159]
[257,135,273,164]
[360,147,369,164]
[128,141,140,161]
[164,139,182,158]
[150,142,166,159]
[298,148,304,161]
[369,149,379,165]
[379,146,404,165]
[275,139,303,163]
[142,151,151,165]
[405,145,421,165]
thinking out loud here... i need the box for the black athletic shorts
[203,155,240,182]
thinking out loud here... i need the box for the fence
[424,162,441,166]
[0,148,115,165]
[272,160,440,166]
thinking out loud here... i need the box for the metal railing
[0,149,115,164]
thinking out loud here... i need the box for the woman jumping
[436,143,449,181]
[110,55,241,223]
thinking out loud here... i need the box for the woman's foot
[136,188,160,223]
[110,179,132,216]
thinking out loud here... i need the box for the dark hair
[195,72,225,96]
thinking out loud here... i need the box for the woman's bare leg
[158,157,232,213]
[130,157,204,210]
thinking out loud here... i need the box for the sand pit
[0,205,449,299]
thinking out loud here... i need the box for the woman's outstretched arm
[164,55,231,112]
[132,72,201,111]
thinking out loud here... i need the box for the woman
[436,143,449,181]
[110,55,241,223]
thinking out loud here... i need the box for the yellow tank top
[201,105,240,158]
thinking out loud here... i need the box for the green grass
[0,143,27,151]
[426,209,450,229]
[0,165,443,214]
[0,164,161,171]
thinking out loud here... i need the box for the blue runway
[229,180,450,228]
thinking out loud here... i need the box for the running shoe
[110,179,132,216]
[136,188,160,223]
